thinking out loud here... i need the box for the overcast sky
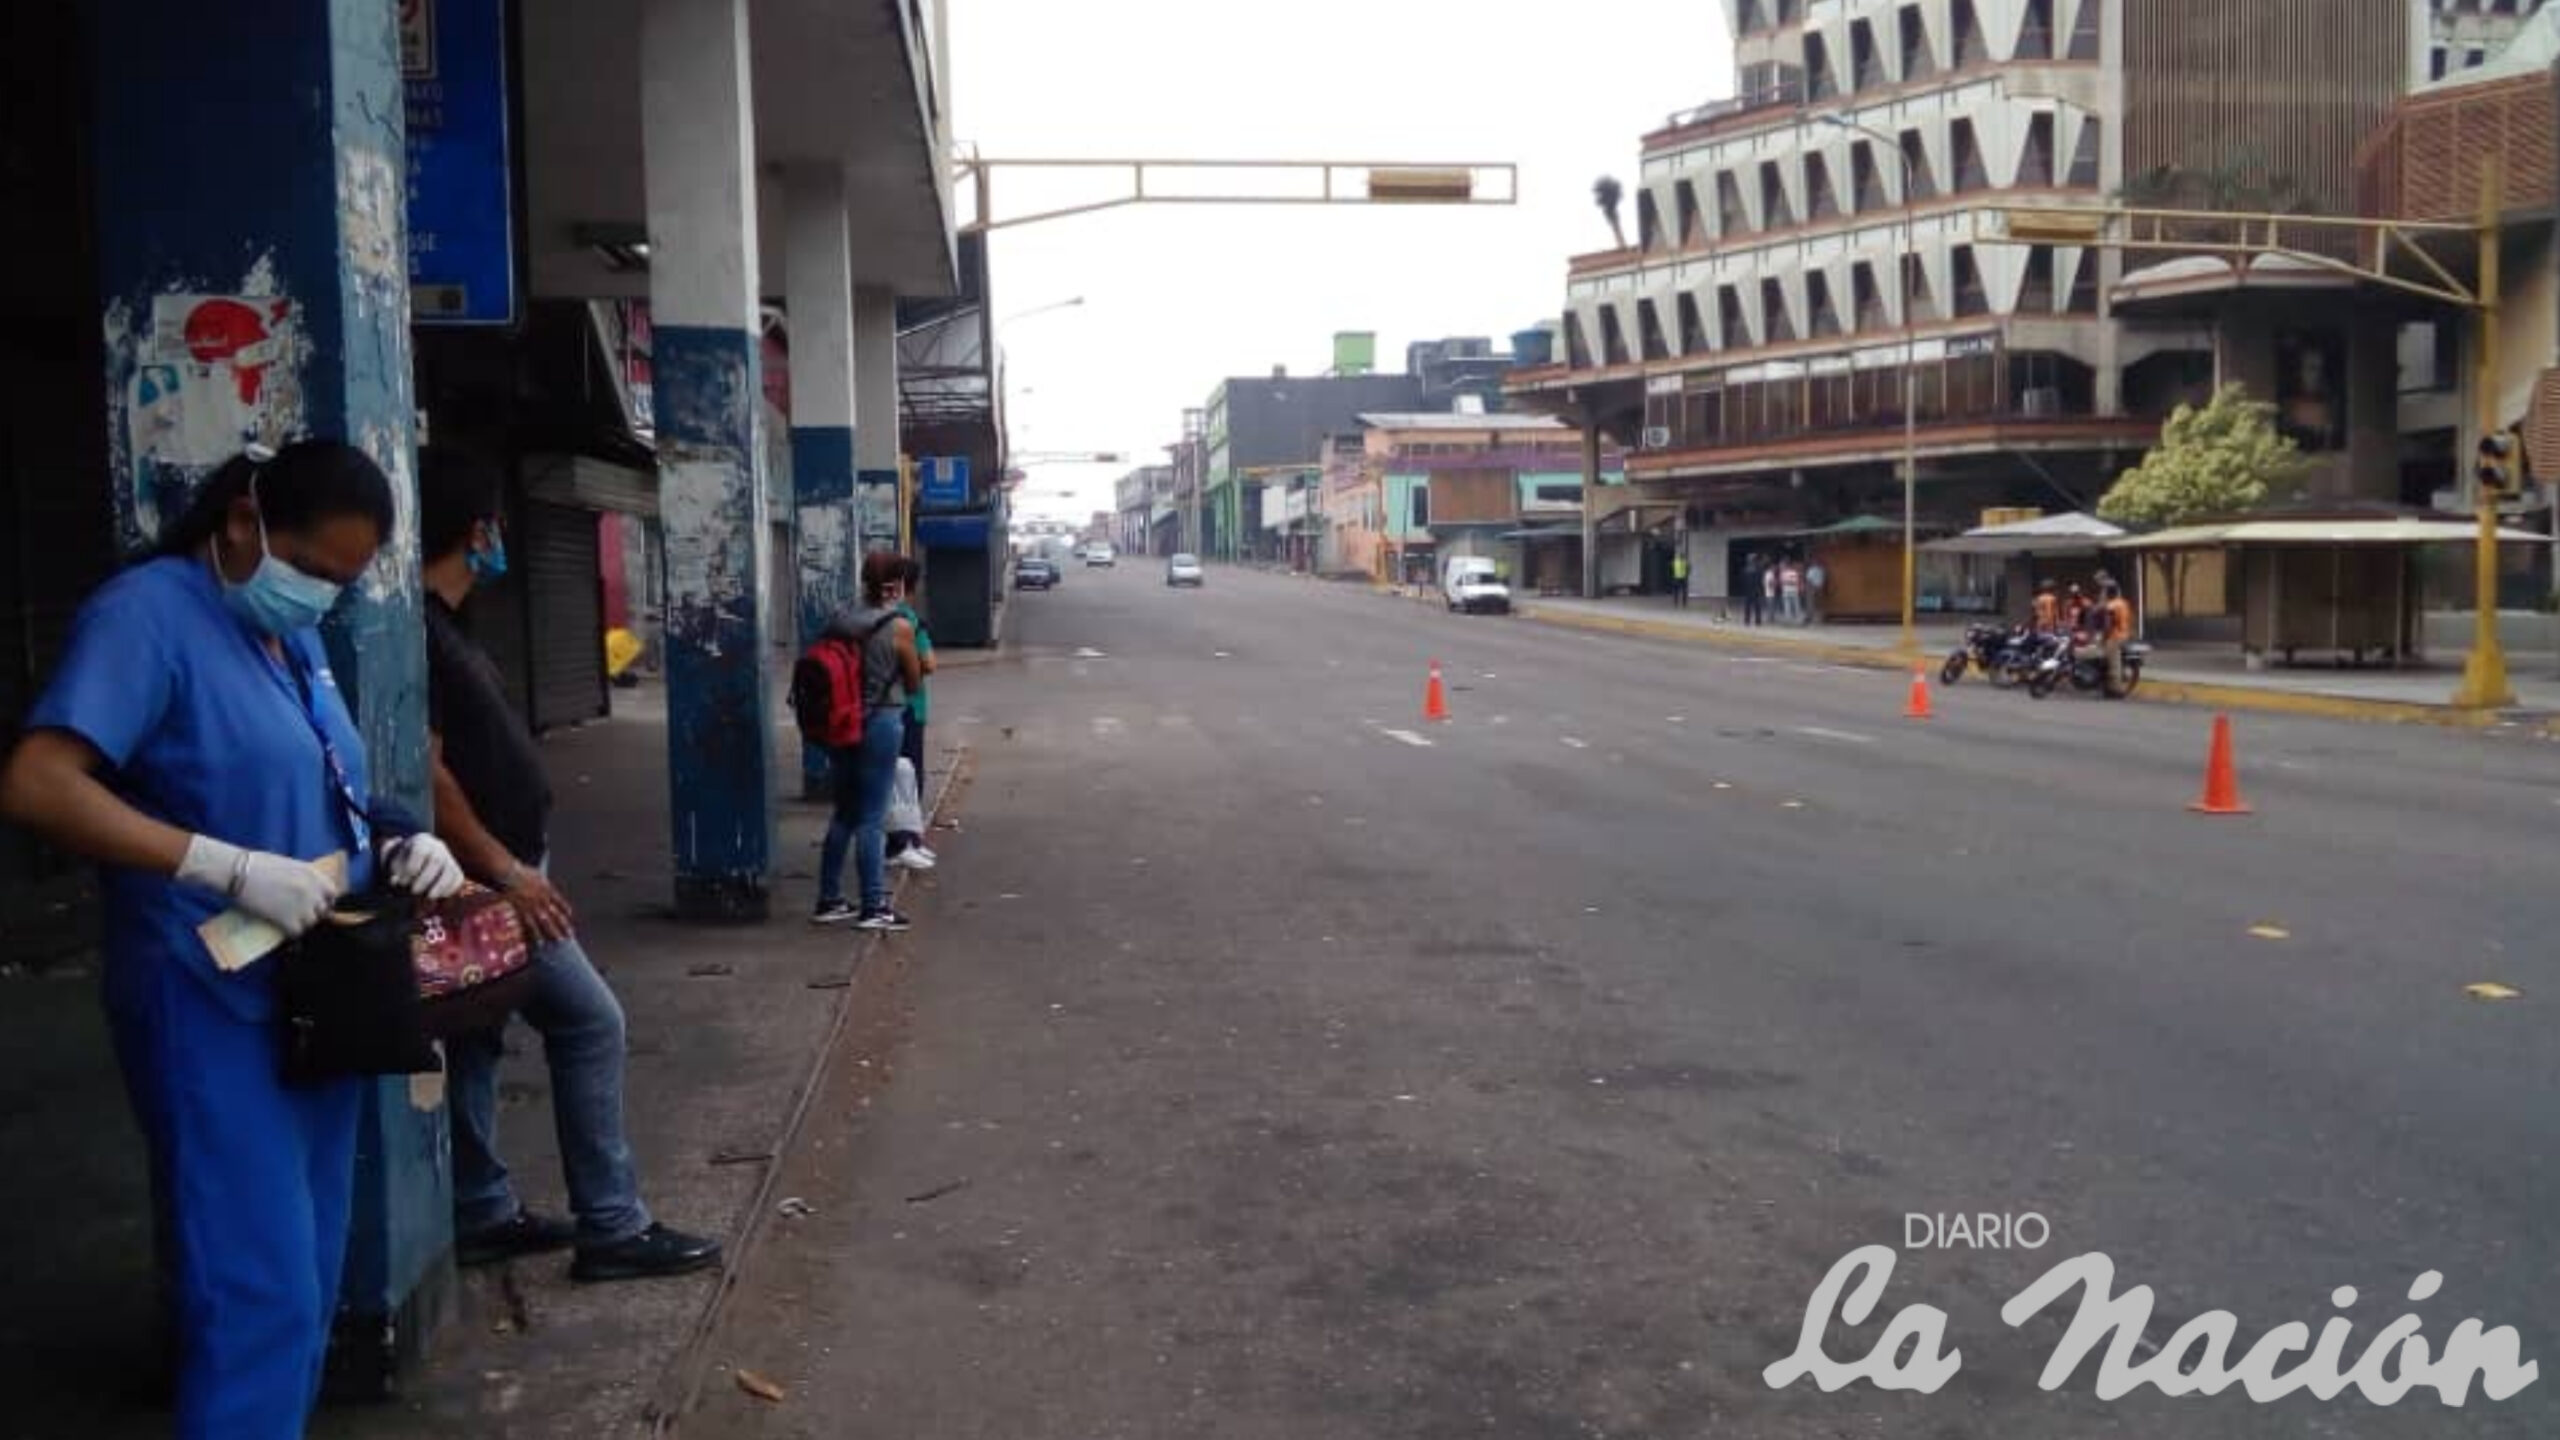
[948,0,1730,524]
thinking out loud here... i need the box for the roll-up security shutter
[523,500,605,730]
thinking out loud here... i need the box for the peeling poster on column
[403,0,518,324]
[125,295,305,536]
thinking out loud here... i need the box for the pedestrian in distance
[416,450,722,1284]
[884,554,939,873]
[1804,557,1828,625]
[0,440,468,1440]
[812,552,924,931]
[1751,556,1773,626]
[1669,547,1690,608]
[1779,558,1805,625]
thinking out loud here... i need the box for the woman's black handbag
[274,890,443,1087]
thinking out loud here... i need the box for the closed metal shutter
[523,500,605,730]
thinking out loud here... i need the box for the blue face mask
[467,524,509,582]
[221,487,345,636]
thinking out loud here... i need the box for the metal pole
[1899,143,1918,661]
[2456,154,2515,709]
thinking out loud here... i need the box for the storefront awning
[2108,517,2548,549]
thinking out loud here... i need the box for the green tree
[2098,383,2302,527]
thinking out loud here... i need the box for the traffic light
[2475,428,2521,498]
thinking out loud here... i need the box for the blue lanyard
[266,639,374,860]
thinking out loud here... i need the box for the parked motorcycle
[1940,622,2033,688]
[2028,634,2148,699]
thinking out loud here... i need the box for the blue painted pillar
[785,165,859,799]
[855,285,904,552]
[90,0,447,1391]
[644,0,778,920]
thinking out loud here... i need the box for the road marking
[1213,650,1232,658]
[1667,715,1686,723]
[1073,646,1109,659]
[1560,736,1590,749]
[2466,982,2524,1001]
[2248,924,2290,941]
[1711,781,1734,790]
[1490,715,1510,725]
[1382,728,1436,748]
[1794,725,1876,745]
[1091,716,1125,738]
[1780,799,1806,809]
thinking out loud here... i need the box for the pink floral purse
[411,884,537,1039]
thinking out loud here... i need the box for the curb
[1515,602,1916,672]
[645,740,973,1437]
[1513,602,2560,733]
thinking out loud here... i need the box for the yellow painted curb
[1517,602,2557,733]
[2132,680,2507,731]
[1515,603,1916,672]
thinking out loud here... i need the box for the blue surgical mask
[467,525,509,582]
[221,484,344,636]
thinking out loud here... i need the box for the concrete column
[854,286,902,550]
[91,0,444,1387]
[643,0,777,920]
[1581,417,1603,598]
[785,165,858,798]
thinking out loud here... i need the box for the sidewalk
[0,682,962,1440]
[1510,595,2560,727]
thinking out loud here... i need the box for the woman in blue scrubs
[0,440,463,1439]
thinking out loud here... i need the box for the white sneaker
[890,848,937,872]
[910,845,939,865]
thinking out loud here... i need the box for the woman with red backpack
[804,552,922,931]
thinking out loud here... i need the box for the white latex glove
[384,835,466,900]
[176,835,345,938]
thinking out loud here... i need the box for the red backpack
[789,615,893,747]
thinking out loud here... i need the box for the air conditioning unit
[2021,387,2061,417]
[1642,425,1673,450]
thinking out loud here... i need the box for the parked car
[1440,555,1511,615]
[1086,543,1117,568]
[1014,556,1059,590]
[1166,552,1204,588]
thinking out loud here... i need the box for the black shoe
[457,1209,578,1268]
[811,898,858,926]
[854,907,912,932]
[570,1222,723,1283]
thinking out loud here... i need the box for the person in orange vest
[2096,577,2136,696]
[2030,580,2061,634]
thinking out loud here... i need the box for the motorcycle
[2028,633,2148,699]
[1940,622,2035,688]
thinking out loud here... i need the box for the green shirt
[896,602,933,722]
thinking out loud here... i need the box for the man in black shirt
[420,449,718,1282]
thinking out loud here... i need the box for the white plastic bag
[885,757,924,836]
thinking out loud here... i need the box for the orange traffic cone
[1904,667,1933,720]
[2189,714,2252,815]
[1424,659,1450,722]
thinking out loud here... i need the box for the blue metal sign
[918,455,971,510]
[403,0,517,324]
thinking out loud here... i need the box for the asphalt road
[694,561,2560,1440]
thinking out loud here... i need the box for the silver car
[1165,553,1204,588]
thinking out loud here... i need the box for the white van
[1441,555,1511,615]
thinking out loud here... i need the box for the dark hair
[157,440,396,560]
[419,447,505,564]
[861,550,906,604]
[898,556,924,587]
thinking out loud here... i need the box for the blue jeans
[449,927,650,1245]
[818,707,905,909]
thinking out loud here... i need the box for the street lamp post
[1819,113,1920,660]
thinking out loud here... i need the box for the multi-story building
[1510,0,2423,602]
[1199,365,1424,562]
[1115,464,1171,555]
[2422,0,2553,84]
[1320,412,1635,590]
